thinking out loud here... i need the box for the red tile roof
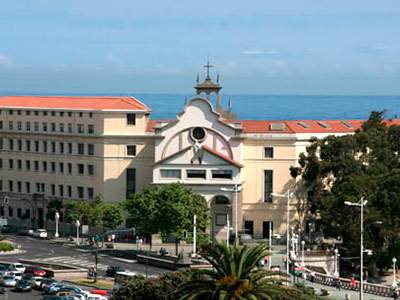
[147,119,400,134]
[0,96,150,111]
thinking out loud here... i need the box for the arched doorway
[210,195,231,240]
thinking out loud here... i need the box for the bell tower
[194,61,236,120]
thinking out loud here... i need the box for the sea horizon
[0,92,398,121]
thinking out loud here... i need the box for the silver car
[1,275,17,287]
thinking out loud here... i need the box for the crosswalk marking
[39,256,108,270]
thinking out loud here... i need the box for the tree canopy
[291,111,400,270]
[124,183,209,243]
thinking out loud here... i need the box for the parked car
[106,265,125,277]
[19,229,34,236]
[0,265,9,276]
[9,263,25,273]
[33,276,44,288]
[39,278,57,291]
[25,266,47,277]
[14,279,32,292]
[44,282,66,294]
[0,275,17,287]
[33,229,48,238]
[10,271,23,281]
[0,225,12,233]
[87,294,108,300]
[57,286,83,295]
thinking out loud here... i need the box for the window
[67,185,72,197]
[0,139,2,149]
[59,185,64,197]
[88,164,94,176]
[8,207,13,217]
[26,140,31,151]
[89,112,93,118]
[17,110,21,115]
[77,124,84,133]
[88,125,94,134]
[59,142,64,153]
[36,183,41,193]
[127,145,136,156]
[25,110,30,116]
[67,163,72,174]
[51,123,56,132]
[43,111,47,116]
[35,141,39,152]
[26,122,31,131]
[68,143,73,154]
[77,186,84,199]
[51,184,56,196]
[17,121,22,130]
[0,180,2,191]
[215,214,228,226]
[78,143,84,155]
[25,209,30,218]
[42,122,47,132]
[8,180,13,192]
[68,123,73,133]
[244,220,254,235]
[8,121,13,130]
[88,187,94,199]
[17,159,22,170]
[88,144,94,155]
[17,208,22,218]
[42,161,47,172]
[264,170,273,203]
[0,121,2,129]
[9,110,13,115]
[25,182,30,194]
[68,112,72,117]
[160,169,181,179]
[126,168,136,198]
[51,162,56,173]
[9,139,14,150]
[78,164,84,175]
[212,170,233,179]
[51,111,56,116]
[34,111,39,116]
[34,122,39,131]
[8,159,14,169]
[51,142,56,153]
[17,181,22,193]
[79,112,83,117]
[264,147,274,158]
[25,160,31,171]
[187,169,206,179]
[43,141,48,152]
[18,139,22,151]
[59,123,64,132]
[59,112,64,117]
[59,162,64,173]
[34,161,39,171]
[0,159,2,169]
[127,113,136,125]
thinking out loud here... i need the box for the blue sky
[0,0,400,95]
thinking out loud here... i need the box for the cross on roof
[204,60,213,79]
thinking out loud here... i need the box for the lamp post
[75,220,80,246]
[301,240,305,267]
[271,191,293,285]
[392,258,398,288]
[221,184,242,240]
[334,248,339,277]
[193,214,197,256]
[345,197,368,300]
[225,213,230,247]
[268,221,272,269]
[54,212,60,238]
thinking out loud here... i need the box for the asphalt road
[4,234,169,277]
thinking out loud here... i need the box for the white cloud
[242,50,281,55]
[0,54,13,68]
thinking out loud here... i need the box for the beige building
[0,71,376,239]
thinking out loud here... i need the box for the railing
[304,268,395,298]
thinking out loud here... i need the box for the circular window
[191,127,206,142]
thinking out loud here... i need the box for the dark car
[0,265,8,276]
[40,278,57,291]
[106,265,125,277]
[14,279,32,292]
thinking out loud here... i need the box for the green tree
[178,240,319,300]
[124,183,209,248]
[46,199,63,221]
[102,203,124,230]
[292,111,400,272]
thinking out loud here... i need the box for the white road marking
[110,257,137,263]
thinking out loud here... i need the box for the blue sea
[1,92,399,120]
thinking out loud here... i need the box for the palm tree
[178,240,298,300]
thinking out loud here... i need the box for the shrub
[0,234,5,241]
[0,242,14,252]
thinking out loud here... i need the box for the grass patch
[72,278,114,290]
[0,242,14,252]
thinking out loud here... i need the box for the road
[4,235,169,277]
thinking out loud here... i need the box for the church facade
[0,64,379,240]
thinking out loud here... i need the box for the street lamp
[193,214,197,256]
[271,191,293,284]
[221,184,243,240]
[392,258,398,288]
[301,240,305,266]
[75,220,80,246]
[345,197,368,300]
[54,212,60,238]
[334,248,339,277]
[224,213,231,247]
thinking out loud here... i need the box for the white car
[33,229,48,238]
[1,275,17,287]
[33,276,43,288]
[9,263,25,273]
[10,271,22,281]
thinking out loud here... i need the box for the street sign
[82,225,89,235]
